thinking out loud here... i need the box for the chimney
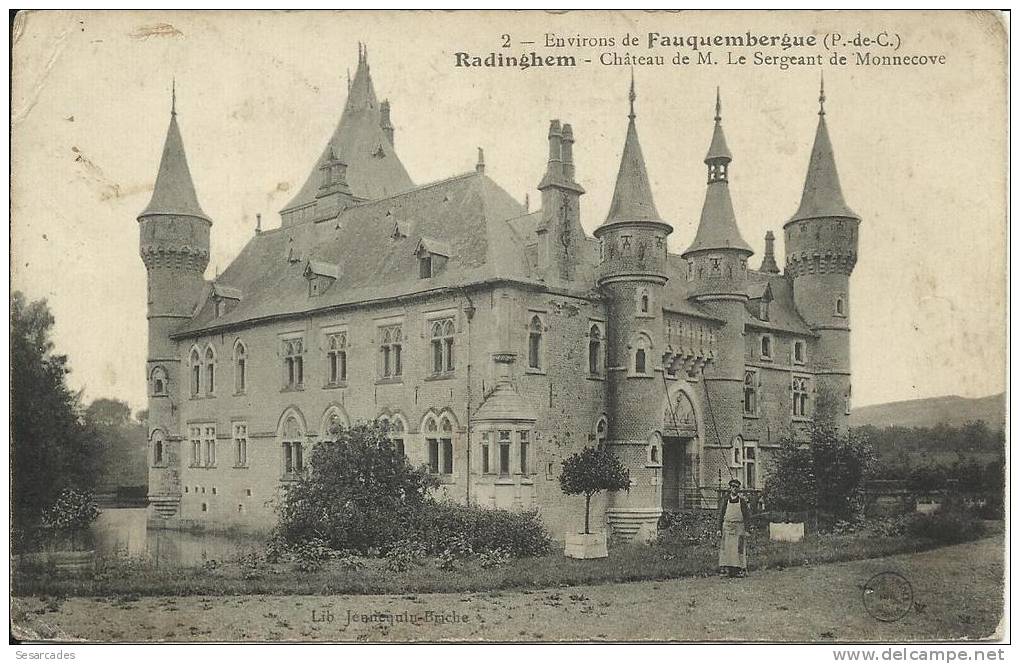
[380,100,394,147]
[546,119,562,178]
[760,230,780,274]
[476,147,485,174]
[256,213,262,235]
[561,123,575,182]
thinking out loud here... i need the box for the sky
[11,10,1007,415]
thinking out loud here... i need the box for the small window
[430,318,455,375]
[203,425,216,467]
[151,366,168,396]
[519,430,530,475]
[793,376,810,417]
[635,348,646,374]
[638,289,650,314]
[588,324,603,375]
[594,417,608,446]
[380,324,403,379]
[631,334,652,376]
[245,488,252,497]
[759,299,770,321]
[527,315,543,370]
[760,335,772,360]
[152,431,165,467]
[743,370,757,416]
[419,255,433,279]
[481,432,491,474]
[188,426,202,467]
[283,338,304,389]
[835,296,846,316]
[190,349,201,396]
[498,430,511,477]
[794,341,805,364]
[201,503,208,512]
[327,332,348,385]
[204,346,216,395]
[233,341,247,393]
[233,422,248,467]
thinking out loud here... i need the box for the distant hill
[850,393,1005,430]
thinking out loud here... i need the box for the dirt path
[12,536,1004,643]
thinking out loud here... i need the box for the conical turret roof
[789,82,859,222]
[600,75,665,228]
[282,45,414,213]
[682,91,752,257]
[139,94,210,222]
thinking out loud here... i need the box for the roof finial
[347,68,351,92]
[714,86,722,124]
[256,212,262,235]
[628,66,636,120]
[171,77,176,116]
[476,146,485,174]
[818,71,826,116]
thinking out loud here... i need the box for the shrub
[40,488,100,551]
[656,510,718,546]
[274,423,438,553]
[384,539,426,572]
[907,508,986,544]
[409,502,551,558]
[764,424,876,525]
[559,446,630,534]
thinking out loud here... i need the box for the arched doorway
[661,388,700,511]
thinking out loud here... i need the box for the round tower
[593,75,674,542]
[137,89,212,518]
[681,89,754,490]
[784,79,859,430]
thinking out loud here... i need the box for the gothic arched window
[190,348,201,396]
[150,366,168,397]
[743,370,757,416]
[204,346,216,395]
[430,318,455,375]
[233,340,247,394]
[327,332,347,385]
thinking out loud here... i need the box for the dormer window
[760,335,773,360]
[304,260,340,297]
[211,284,242,318]
[794,340,806,365]
[414,237,450,280]
[759,299,770,321]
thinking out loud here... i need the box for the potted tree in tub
[559,446,630,559]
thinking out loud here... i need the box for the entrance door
[661,436,684,511]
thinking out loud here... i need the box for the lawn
[12,521,1003,598]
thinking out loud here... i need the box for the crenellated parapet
[784,247,858,278]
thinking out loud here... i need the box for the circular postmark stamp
[862,571,914,622]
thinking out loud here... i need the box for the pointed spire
[139,90,211,223]
[682,90,751,257]
[760,230,780,273]
[818,71,826,116]
[705,87,733,167]
[601,74,663,226]
[789,80,859,223]
[628,66,636,120]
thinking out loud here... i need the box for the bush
[907,508,986,544]
[656,510,718,546]
[409,502,552,558]
[384,539,426,572]
[274,423,438,554]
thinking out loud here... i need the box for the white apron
[718,498,747,569]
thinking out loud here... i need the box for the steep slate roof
[139,102,210,222]
[176,172,529,336]
[281,47,414,214]
[789,86,859,223]
[599,78,664,228]
[744,270,814,336]
[474,381,538,422]
[682,92,752,257]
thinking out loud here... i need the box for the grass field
[12,521,1002,598]
[11,535,1005,642]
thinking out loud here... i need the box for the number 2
[501,33,510,48]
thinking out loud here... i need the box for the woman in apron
[717,478,751,578]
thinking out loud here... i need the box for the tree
[275,423,439,553]
[559,446,631,534]
[764,423,876,524]
[86,397,148,490]
[11,292,101,548]
[85,398,132,428]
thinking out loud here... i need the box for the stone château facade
[140,47,859,541]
